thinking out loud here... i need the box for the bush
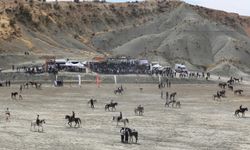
[9,18,16,27]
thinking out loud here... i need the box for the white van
[175,64,188,73]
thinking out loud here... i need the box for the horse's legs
[68,121,72,127]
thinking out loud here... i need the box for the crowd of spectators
[89,58,150,74]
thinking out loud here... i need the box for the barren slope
[0,0,250,73]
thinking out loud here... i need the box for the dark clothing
[72,112,75,120]
[120,128,125,143]
[36,116,39,125]
[124,130,129,143]
[90,99,94,108]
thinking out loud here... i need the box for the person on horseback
[120,85,123,91]
[240,105,243,110]
[117,112,122,121]
[36,115,40,126]
[110,100,114,105]
[72,111,75,120]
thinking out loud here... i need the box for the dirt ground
[0,83,250,150]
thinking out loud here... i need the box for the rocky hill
[0,0,250,75]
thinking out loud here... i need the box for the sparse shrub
[18,5,32,22]
[1,24,5,28]
[9,18,16,27]
[54,4,61,10]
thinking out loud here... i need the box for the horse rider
[110,100,114,105]
[5,108,10,121]
[240,105,243,110]
[90,99,95,108]
[117,112,122,121]
[36,115,40,125]
[72,111,75,120]
[120,85,123,91]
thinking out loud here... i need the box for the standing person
[161,91,163,99]
[241,77,243,82]
[120,128,125,143]
[169,81,171,88]
[124,128,129,143]
[166,92,169,100]
[5,108,10,121]
[19,85,23,93]
[90,99,95,109]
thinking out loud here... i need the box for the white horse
[30,119,46,132]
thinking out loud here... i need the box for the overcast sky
[46,0,250,16]
[183,0,250,16]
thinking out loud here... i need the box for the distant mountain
[0,0,250,75]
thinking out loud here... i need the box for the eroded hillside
[0,0,250,73]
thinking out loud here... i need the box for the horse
[235,107,248,117]
[165,100,176,107]
[234,89,243,95]
[30,119,46,132]
[19,94,23,100]
[228,85,233,91]
[125,128,138,143]
[114,88,123,95]
[218,90,226,97]
[35,83,42,89]
[11,92,18,99]
[105,102,118,111]
[23,82,29,89]
[175,101,181,108]
[65,115,81,128]
[115,118,129,126]
[134,106,144,116]
[213,94,221,101]
[170,92,177,100]
[218,82,227,89]
[227,79,234,85]
[233,78,240,82]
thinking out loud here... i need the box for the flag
[96,74,100,87]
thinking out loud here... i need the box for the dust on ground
[0,83,250,150]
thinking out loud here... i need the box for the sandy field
[0,83,250,150]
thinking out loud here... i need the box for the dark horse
[114,88,123,95]
[105,102,118,111]
[218,82,227,89]
[234,89,243,95]
[65,115,81,127]
[122,127,138,143]
[235,107,248,117]
[11,92,18,99]
[170,92,177,100]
